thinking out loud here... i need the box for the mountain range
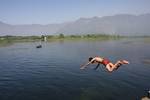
[0,14,150,36]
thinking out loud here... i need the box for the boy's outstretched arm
[80,58,96,69]
[80,62,91,69]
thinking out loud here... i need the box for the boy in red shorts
[80,56,129,72]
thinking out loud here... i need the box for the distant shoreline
[0,34,150,43]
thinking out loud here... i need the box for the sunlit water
[0,39,150,100]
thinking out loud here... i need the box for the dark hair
[89,57,93,62]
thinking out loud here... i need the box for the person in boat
[36,45,42,48]
[80,56,129,72]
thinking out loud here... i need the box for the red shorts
[102,58,110,66]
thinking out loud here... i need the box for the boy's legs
[106,60,129,72]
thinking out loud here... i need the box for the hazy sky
[0,0,150,25]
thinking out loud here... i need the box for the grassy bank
[0,34,124,42]
[0,34,150,44]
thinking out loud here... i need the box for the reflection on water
[0,38,150,100]
[142,59,150,64]
[0,41,14,47]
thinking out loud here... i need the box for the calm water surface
[0,39,150,100]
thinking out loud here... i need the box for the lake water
[0,39,150,100]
